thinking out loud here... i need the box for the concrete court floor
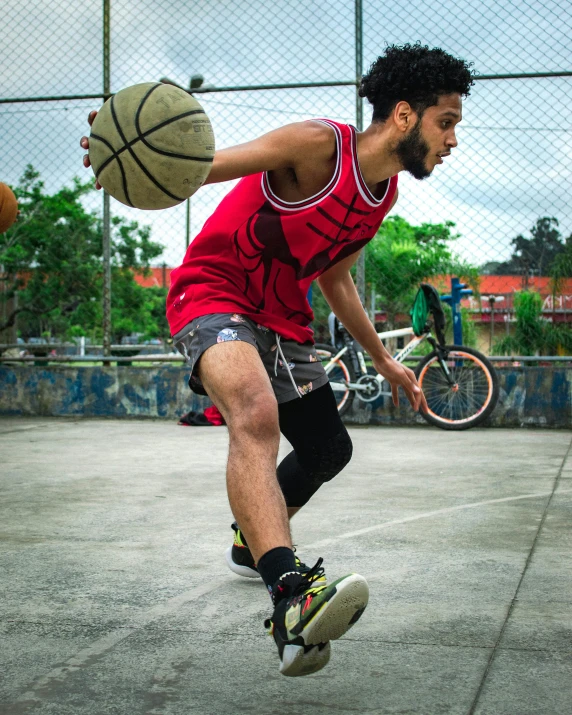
[0,417,571,715]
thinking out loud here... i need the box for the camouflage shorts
[173,313,329,404]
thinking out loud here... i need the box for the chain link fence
[1,0,571,358]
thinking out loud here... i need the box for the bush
[493,290,572,355]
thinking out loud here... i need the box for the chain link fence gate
[1,0,571,358]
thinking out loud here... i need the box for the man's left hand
[372,356,428,412]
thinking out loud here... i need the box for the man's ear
[392,101,415,133]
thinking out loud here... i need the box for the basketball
[0,182,19,234]
[88,82,215,210]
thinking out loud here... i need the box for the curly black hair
[359,44,475,122]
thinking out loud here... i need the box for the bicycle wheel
[315,343,355,417]
[414,345,499,430]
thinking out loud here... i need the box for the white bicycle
[315,285,499,430]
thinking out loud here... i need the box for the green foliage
[0,166,168,342]
[492,290,572,355]
[312,215,479,350]
[1,166,101,338]
[111,281,170,342]
[309,282,331,341]
[493,291,543,355]
[365,215,478,327]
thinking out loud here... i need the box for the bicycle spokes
[418,350,495,426]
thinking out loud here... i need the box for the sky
[1,0,571,270]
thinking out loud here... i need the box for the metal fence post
[102,0,112,360]
[355,0,366,306]
[185,198,191,249]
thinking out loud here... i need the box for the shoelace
[274,558,326,604]
[293,557,325,593]
[265,558,326,631]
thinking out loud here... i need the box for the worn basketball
[88,82,215,210]
[0,182,18,234]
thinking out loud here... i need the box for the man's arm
[317,190,398,361]
[204,121,334,184]
[317,227,428,411]
[317,253,391,364]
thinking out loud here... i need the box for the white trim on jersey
[349,125,390,207]
[260,119,343,212]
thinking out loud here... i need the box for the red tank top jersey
[167,119,398,343]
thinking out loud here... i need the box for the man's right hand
[80,111,101,190]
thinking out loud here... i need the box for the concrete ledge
[0,365,570,427]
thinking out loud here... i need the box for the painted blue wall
[0,364,570,427]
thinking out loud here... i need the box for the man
[81,43,474,677]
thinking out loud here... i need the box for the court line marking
[303,487,572,551]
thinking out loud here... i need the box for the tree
[0,166,168,342]
[1,166,101,338]
[364,215,478,329]
[493,217,566,276]
[550,234,572,287]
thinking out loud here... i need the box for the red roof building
[462,276,572,324]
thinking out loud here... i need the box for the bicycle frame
[321,327,431,395]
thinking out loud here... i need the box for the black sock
[257,546,298,595]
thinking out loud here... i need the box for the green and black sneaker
[224,522,327,585]
[265,558,369,677]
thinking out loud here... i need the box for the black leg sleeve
[277,383,353,508]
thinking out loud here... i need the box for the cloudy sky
[2,0,571,268]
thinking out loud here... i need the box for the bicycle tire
[315,343,356,418]
[414,344,499,430]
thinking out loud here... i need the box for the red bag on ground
[204,405,225,425]
[178,405,226,426]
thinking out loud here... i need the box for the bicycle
[315,284,499,430]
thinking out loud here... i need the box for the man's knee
[301,428,353,482]
[228,393,279,441]
[276,428,353,508]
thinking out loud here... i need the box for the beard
[395,119,432,180]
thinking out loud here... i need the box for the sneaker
[224,522,327,585]
[265,559,369,677]
[225,522,259,579]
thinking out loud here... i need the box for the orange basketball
[0,182,18,234]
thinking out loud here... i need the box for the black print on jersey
[233,194,376,319]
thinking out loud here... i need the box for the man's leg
[201,342,368,676]
[278,383,353,514]
[227,385,352,575]
[197,339,292,564]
